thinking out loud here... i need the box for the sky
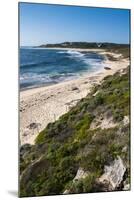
[19,3,130,46]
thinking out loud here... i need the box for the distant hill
[36,42,130,58]
[37,41,129,49]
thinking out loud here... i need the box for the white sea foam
[57,51,66,54]
[57,50,84,57]
[66,50,84,57]
[20,73,52,83]
[58,49,105,72]
[20,72,78,86]
[66,50,104,69]
[20,48,105,90]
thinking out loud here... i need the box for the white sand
[20,49,129,145]
[35,47,105,52]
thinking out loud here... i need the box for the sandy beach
[20,49,129,145]
[35,47,105,52]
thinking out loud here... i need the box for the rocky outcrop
[73,168,89,182]
[98,156,126,190]
[90,115,118,130]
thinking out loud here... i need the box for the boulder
[99,156,126,190]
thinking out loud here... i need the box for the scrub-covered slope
[20,66,130,197]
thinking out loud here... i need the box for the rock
[27,122,41,130]
[63,168,89,195]
[122,146,127,153]
[84,81,88,84]
[22,132,29,137]
[63,189,70,194]
[123,116,129,126]
[73,167,89,182]
[123,183,130,191]
[93,91,99,97]
[104,67,111,70]
[99,156,126,190]
[90,115,117,130]
[71,87,79,91]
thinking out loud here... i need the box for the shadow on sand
[8,190,18,197]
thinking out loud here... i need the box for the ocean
[20,48,105,90]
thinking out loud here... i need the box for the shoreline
[20,66,104,93]
[33,47,106,52]
[20,48,106,92]
[20,48,129,145]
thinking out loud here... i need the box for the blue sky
[19,3,130,46]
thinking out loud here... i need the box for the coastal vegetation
[20,63,130,197]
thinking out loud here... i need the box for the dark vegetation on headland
[20,47,130,197]
[37,42,130,58]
